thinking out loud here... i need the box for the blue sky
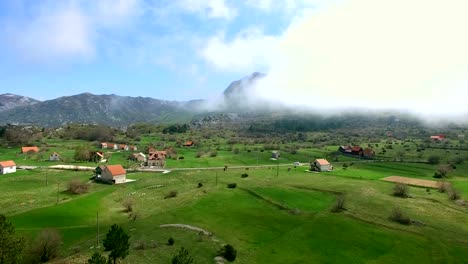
[0,0,325,101]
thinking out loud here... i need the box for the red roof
[183,141,193,146]
[22,146,39,153]
[0,160,16,167]
[315,159,330,166]
[351,146,363,152]
[105,165,126,177]
[149,151,167,160]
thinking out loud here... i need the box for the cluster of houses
[338,145,375,158]
[100,142,137,151]
[130,147,167,168]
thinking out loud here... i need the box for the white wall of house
[100,170,126,184]
[113,175,126,184]
[318,164,332,172]
[0,166,16,174]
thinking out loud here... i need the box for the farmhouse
[430,135,446,141]
[107,143,119,150]
[183,141,194,147]
[21,146,39,153]
[100,142,108,149]
[147,150,167,168]
[130,145,138,151]
[0,160,16,174]
[96,165,126,184]
[49,152,61,161]
[311,159,333,172]
[89,151,104,162]
[351,146,364,156]
[131,152,147,162]
[119,144,129,151]
[272,150,280,159]
[338,145,352,153]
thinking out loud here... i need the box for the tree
[218,244,237,262]
[0,214,24,264]
[172,247,195,264]
[103,224,130,264]
[427,155,441,165]
[73,144,91,162]
[31,229,61,263]
[87,252,107,264]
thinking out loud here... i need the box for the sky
[1,0,468,117]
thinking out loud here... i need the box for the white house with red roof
[98,164,126,184]
[0,160,16,174]
[311,159,333,172]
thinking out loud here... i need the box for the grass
[1,136,468,263]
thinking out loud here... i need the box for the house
[363,148,375,158]
[107,143,119,150]
[351,146,363,156]
[130,152,146,162]
[129,145,138,151]
[0,160,16,174]
[430,135,446,141]
[272,151,280,159]
[119,144,129,151]
[49,152,61,161]
[311,159,333,172]
[338,145,352,153]
[147,150,167,168]
[97,165,126,184]
[21,146,39,154]
[100,142,108,149]
[183,141,194,147]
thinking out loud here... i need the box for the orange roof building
[99,164,126,184]
[21,146,39,153]
[0,160,16,174]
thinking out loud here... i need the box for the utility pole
[276,161,279,177]
[56,183,60,204]
[96,211,100,248]
[45,172,48,186]
[216,172,218,187]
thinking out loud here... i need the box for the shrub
[448,188,461,200]
[241,173,248,178]
[197,183,203,188]
[227,183,237,189]
[438,182,450,193]
[427,155,441,165]
[172,247,194,264]
[218,244,237,262]
[31,229,62,262]
[393,183,409,198]
[122,198,134,213]
[210,151,218,157]
[330,195,345,213]
[168,237,175,245]
[67,179,90,194]
[389,208,411,225]
[164,191,178,199]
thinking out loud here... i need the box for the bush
[330,195,345,213]
[168,237,175,245]
[227,183,237,189]
[438,182,450,193]
[393,183,409,198]
[448,188,461,200]
[164,190,178,199]
[31,229,62,262]
[122,198,134,213]
[197,183,203,188]
[427,155,441,165]
[389,208,411,225]
[210,151,218,157]
[67,179,90,194]
[241,173,248,178]
[218,244,237,262]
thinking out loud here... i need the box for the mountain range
[0,73,265,127]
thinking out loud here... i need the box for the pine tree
[172,247,195,264]
[103,224,130,264]
[0,214,25,264]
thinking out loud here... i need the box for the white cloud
[9,2,94,62]
[243,0,468,115]
[245,0,273,11]
[200,27,280,72]
[177,0,236,19]
[92,0,144,27]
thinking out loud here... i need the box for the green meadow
[0,162,466,263]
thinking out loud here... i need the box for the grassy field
[1,164,466,263]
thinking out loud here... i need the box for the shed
[311,159,333,172]
[98,165,126,184]
[49,152,61,161]
[21,146,39,154]
[272,151,280,159]
[0,160,16,174]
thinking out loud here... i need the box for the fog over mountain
[246,0,468,119]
